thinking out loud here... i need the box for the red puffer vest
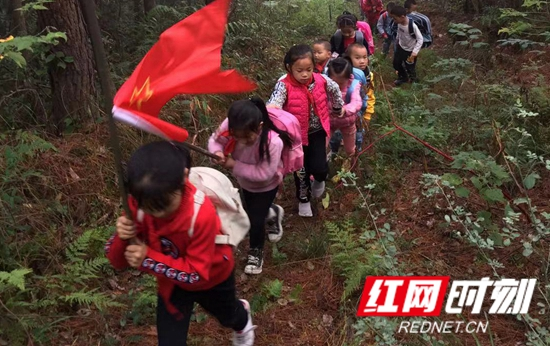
[281,73,331,146]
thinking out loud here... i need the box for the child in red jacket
[361,0,383,31]
[105,141,255,346]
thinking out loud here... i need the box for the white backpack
[187,166,250,247]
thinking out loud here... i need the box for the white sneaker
[266,205,284,243]
[233,299,256,346]
[298,202,313,217]
[311,180,325,198]
[266,206,277,221]
[244,248,263,275]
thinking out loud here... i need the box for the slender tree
[9,0,27,36]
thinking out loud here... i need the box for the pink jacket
[281,73,331,145]
[208,118,284,193]
[356,21,375,55]
[330,77,362,129]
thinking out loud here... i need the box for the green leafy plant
[428,58,474,84]
[448,22,489,49]
[20,0,55,11]
[0,32,67,68]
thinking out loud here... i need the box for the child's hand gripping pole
[116,215,139,245]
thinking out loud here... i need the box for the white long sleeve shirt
[396,18,423,55]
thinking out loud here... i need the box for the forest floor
[45,8,550,346]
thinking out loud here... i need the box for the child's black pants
[242,186,278,250]
[294,130,328,203]
[156,273,247,346]
[393,44,417,82]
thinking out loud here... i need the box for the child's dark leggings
[382,37,394,55]
[294,130,328,203]
[393,44,417,81]
[156,273,248,346]
[242,186,278,250]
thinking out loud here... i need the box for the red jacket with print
[105,182,234,318]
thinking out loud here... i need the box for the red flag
[113,0,256,141]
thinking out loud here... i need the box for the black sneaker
[394,79,408,87]
[244,248,263,275]
[266,204,284,243]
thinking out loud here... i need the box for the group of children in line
[105,1,432,345]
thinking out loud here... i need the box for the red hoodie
[105,182,235,318]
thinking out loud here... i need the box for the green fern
[40,227,118,311]
[326,221,383,300]
[0,268,32,291]
[62,289,124,311]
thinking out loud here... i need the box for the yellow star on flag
[129,77,154,111]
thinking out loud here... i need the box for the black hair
[283,44,314,72]
[313,40,331,52]
[404,0,416,9]
[341,10,358,22]
[345,42,368,56]
[390,5,407,17]
[127,140,191,212]
[327,57,353,80]
[387,2,396,10]
[227,96,293,163]
[336,12,357,29]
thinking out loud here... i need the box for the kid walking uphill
[330,12,373,57]
[267,44,344,217]
[105,142,256,346]
[326,58,362,157]
[208,97,291,275]
[390,5,424,86]
[377,2,396,56]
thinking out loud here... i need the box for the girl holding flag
[106,142,256,345]
[106,0,258,343]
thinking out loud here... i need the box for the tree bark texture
[144,0,156,13]
[37,0,96,135]
[9,0,27,36]
[134,0,144,19]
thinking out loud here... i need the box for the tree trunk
[463,0,482,14]
[9,0,27,36]
[37,0,95,135]
[134,0,144,19]
[144,0,156,13]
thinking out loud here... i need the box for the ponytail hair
[327,57,353,79]
[227,97,292,163]
[336,12,357,29]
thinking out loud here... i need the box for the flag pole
[78,0,133,224]
[181,142,219,159]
